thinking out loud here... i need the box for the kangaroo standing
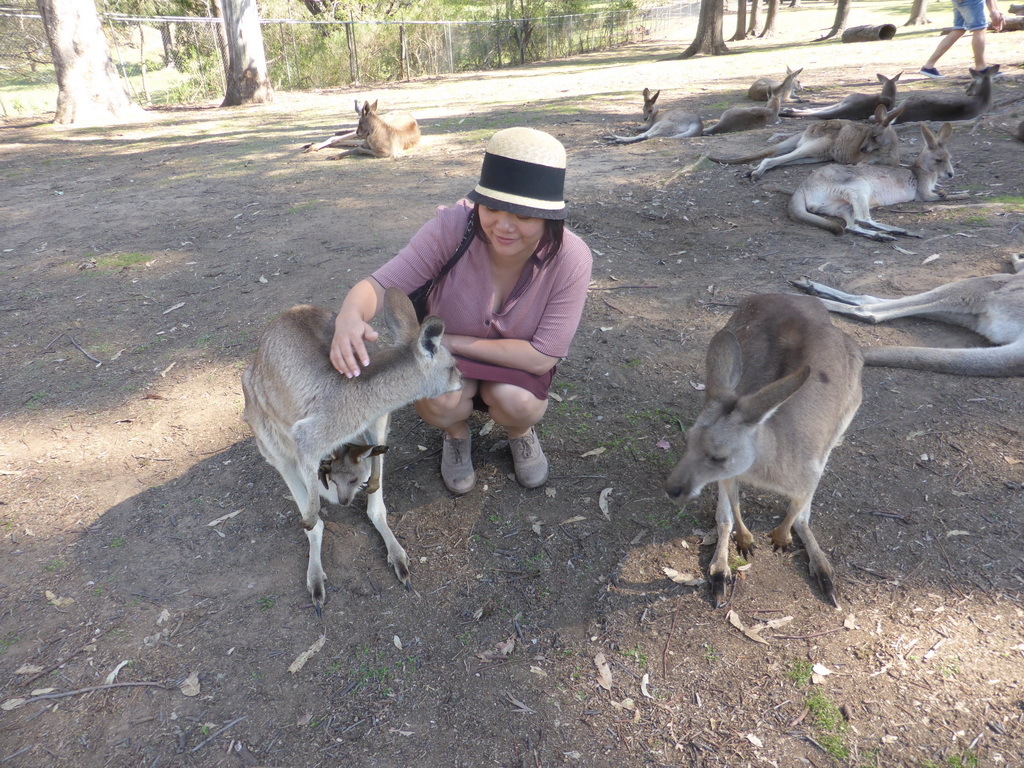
[604,87,703,144]
[303,100,421,158]
[788,122,965,240]
[791,255,1024,376]
[780,73,901,120]
[711,104,904,181]
[665,294,863,607]
[893,66,998,123]
[748,65,805,103]
[242,289,462,615]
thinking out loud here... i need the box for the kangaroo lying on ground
[788,122,966,240]
[791,255,1024,376]
[242,289,462,615]
[665,294,863,607]
[780,72,901,120]
[748,66,805,103]
[703,91,784,136]
[303,100,421,158]
[893,66,998,123]
[604,87,703,143]
[711,104,904,181]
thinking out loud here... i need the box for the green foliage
[787,658,813,686]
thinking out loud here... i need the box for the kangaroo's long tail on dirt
[864,341,1024,377]
[787,187,844,236]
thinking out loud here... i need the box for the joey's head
[318,445,383,506]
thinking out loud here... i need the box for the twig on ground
[43,333,102,365]
[16,680,170,706]
[191,715,246,753]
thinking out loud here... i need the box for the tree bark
[676,0,729,58]
[760,0,780,36]
[220,0,274,107]
[818,0,851,40]
[905,0,929,25]
[730,0,748,42]
[746,0,761,36]
[36,0,140,125]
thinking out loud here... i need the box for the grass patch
[988,194,1024,210]
[90,252,152,271]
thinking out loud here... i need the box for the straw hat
[467,127,567,220]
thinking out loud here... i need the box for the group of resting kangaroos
[269,68,1022,615]
[606,65,1008,240]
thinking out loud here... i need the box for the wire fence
[0,3,698,111]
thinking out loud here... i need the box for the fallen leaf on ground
[208,509,243,526]
[594,652,613,691]
[288,634,326,674]
[105,660,131,684]
[180,671,201,697]
[477,637,515,662]
[505,691,535,714]
[746,733,764,747]
[640,673,653,699]
[581,447,606,458]
[663,567,704,586]
[15,664,44,675]
[45,590,75,608]
[598,487,612,520]
[726,610,769,646]
[1,698,27,711]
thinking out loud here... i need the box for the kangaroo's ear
[937,122,953,144]
[418,317,446,358]
[920,122,938,148]
[876,73,886,83]
[738,366,810,426]
[872,104,887,123]
[381,287,420,344]
[370,99,379,112]
[883,103,905,124]
[649,89,660,104]
[643,87,652,99]
[704,330,743,400]
[346,444,374,463]
[353,99,361,115]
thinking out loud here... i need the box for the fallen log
[940,17,1024,32]
[841,23,897,42]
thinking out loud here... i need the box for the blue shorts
[952,0,989,32]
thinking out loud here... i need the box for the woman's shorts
[952,0,989,32]
[454,355,554,404]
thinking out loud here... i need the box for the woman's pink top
[372,200,592,360]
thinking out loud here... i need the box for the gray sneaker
[441,434,476,495]
[509,429,549,488]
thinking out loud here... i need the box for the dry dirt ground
[2,8,1024,767]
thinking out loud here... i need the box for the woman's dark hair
[472,203,565,260]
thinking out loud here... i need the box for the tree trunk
[676,0,729,58]
[210,0,232,87]
[760,0,780,36]
[905,0,929,25]
[746,0,761,36]
[818,0,851,40]
[36,0,140,125]
[220,0,274,107]
[730,0,747,41]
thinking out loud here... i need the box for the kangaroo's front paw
[307,566,327,617]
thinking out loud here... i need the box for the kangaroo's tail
[788,187,844,236]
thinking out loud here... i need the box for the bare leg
[923,28,965,69]
[478,381,548,439]
[970,29,987,69]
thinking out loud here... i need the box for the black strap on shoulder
[432,209,477,288]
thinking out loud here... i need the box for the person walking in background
[919,0,1004,78]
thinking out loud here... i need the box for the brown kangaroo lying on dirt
[710,104,904,181]
[242,289,462,615]
[303,100,421,158]
[604,87,703,143]
[780,72,901,120]
[788,122,966,240]
[893,66,998,123]
[703,91,784,136]
[791,255,1024,377]
[665,293,863,607]
[748,66,805,103]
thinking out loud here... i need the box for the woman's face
[479,205,546,263]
